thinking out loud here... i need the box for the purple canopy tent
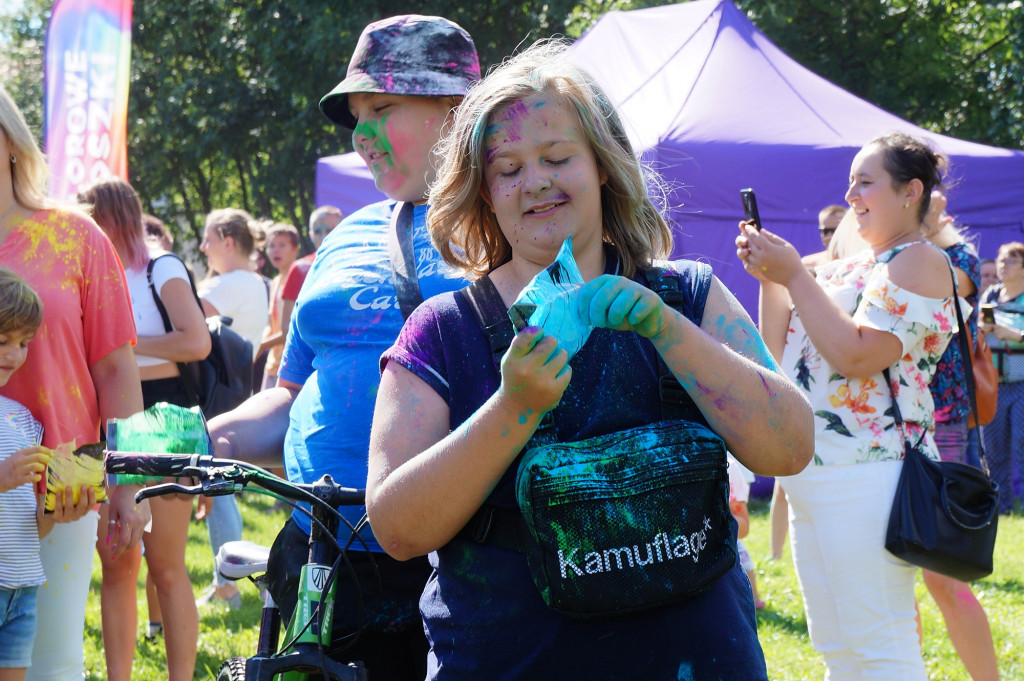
[313,0,1024,316]
[315,152,386,219]
[566,0,1024,316]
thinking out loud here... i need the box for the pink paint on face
[485,101,531,165]
[349,92,454,203]
[481,93,606,270]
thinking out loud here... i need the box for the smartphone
[740,188,761,231]
[980,304,996,325]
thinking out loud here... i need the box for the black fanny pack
[514,419,735,617]
[454,270,736,618]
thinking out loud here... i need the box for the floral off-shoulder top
[781,242,958,466]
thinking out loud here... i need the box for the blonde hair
[0,267,43,336]
[826,208,868,260]
[0,85,52,212]
[205,208,263,256]
[428,40,672,278]
[77,177,149,270]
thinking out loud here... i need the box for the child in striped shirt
[0,267,52,680]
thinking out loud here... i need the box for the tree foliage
[1,0,1021,252]
[0,0,51,135]
[735,0,1024,150]
[129,0,580,245]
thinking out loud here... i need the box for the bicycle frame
[243,477,366,681]
[245,478,349,681]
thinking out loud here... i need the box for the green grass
[747,498,1024,680]
[83,494,1024,680]
[83,492,288,680]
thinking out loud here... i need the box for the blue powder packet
[508,236,593,360]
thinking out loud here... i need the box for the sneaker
[143,621,163,641]
[196,585,242,611]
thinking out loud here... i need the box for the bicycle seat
[216,540,271,581]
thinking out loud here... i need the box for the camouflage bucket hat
[319,15,481,129]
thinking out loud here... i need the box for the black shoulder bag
[146,254,253,417]
[883,265,999,582]
[455,266,736,618]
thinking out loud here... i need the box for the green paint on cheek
[352,115,397,167]
[519,413,528,424]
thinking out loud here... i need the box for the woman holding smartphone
[738,132,957,679]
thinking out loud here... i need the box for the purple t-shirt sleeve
[381,298,453,405]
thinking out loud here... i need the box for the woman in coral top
[0,85,145,681]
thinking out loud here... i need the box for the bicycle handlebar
[103,451,365,508]
[104,451,213,478]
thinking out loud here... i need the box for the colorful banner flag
[44,0,132,201]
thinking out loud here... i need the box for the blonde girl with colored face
[365,40,812,680]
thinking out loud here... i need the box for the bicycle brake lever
[135,482,201,503]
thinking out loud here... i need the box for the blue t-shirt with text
[279,200,466,550]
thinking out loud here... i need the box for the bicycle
[104,449,371,681]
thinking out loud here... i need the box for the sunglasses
[819,227,836,237]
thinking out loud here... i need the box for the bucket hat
[319,15,480,129]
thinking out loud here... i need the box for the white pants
[26,512,98,681]
[783,461,927,681]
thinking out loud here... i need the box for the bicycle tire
[216,657,248,681]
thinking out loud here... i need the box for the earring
[9,155,15,164]
[903,201,909,209]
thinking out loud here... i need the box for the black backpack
[147,254,254,418]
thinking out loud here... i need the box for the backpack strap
[641,263,712,424]
[456,277,554,433]
[146,253,205,406]
[457,275,515,372]
[456,262,712,549]
[387,202,423,320]
[146,254,176,334]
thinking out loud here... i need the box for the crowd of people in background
[0,8,1020,681]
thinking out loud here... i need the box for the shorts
[0,585,39,668]
[142,375,194,410]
